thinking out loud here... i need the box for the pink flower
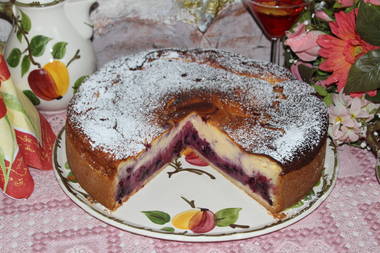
[350,90,378,97]
[329,110,361,144]
[350,97,371,119]
[328,92,380,145]
[290,61,313,81]
[285,23,324,62]
[317,10,380,95]
[328,93,361,144]
[364,0,380,5]
[337,0,355,7]
[315,10,333,22]
[329,93,357,128]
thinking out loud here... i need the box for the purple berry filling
[116,122,273,205]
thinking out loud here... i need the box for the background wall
[0,0,270,67]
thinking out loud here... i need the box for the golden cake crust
[66,121,120,210]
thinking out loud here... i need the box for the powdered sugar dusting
[67,49,328,165]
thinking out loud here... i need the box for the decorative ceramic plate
[53,129,337,242]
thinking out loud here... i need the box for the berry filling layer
[116,115,275,205]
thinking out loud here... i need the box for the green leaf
[142,211,170,225]
[316,70,329,77]
[313,85,329,97]
[64,161,70,170]
[73,75,88,93]
[16,30,22,43]
[290,200,304,209]
[215,208,241,227]
[314,178,322,187]
[23,90,40,106]
[30,35,51,57]
[7,48,21,67]
[67,171,77,183]
[21,55,30,77]
[304,189,315,201]
[323,93,333,106]
[160,227,175,232]
[20,10,31,33]
[298,63,315,83]
[296,9,312,26]
[51,42,68,59]
[0,92,23,112]
[344,6,356,13]
[322,8,334,20]
[357,3,380,46]
[344,50,380,93]
[333,2,342,8]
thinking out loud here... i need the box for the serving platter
[53,129,337,242]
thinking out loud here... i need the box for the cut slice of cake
[66,48,328,214]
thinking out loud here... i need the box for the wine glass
[242,0,308,65]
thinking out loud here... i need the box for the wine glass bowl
[243,0,308,64]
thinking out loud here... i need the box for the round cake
[66,48,328,214]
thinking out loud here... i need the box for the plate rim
[53,128,338,242]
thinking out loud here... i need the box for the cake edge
[65,118,327,215]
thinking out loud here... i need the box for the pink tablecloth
[1,112,380,253]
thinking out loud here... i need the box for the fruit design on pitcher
[27,60,70,100]
[6,10,82,104]
[142,196,249,233]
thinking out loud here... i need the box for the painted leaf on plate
[215,208,242,227]
[142,211,171,225]
[160,227,175,232]
[67,171,77,183]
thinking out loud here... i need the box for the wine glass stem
[271,38,281,65]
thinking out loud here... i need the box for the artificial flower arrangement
[284,0,380,151]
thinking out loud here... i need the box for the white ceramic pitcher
[0,0,96,113]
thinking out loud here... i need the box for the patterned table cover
[1,112,379,253]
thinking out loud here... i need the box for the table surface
[1,112,380,253]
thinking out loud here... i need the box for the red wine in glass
[243,0,308,64]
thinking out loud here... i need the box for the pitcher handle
[0,1,15,24]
